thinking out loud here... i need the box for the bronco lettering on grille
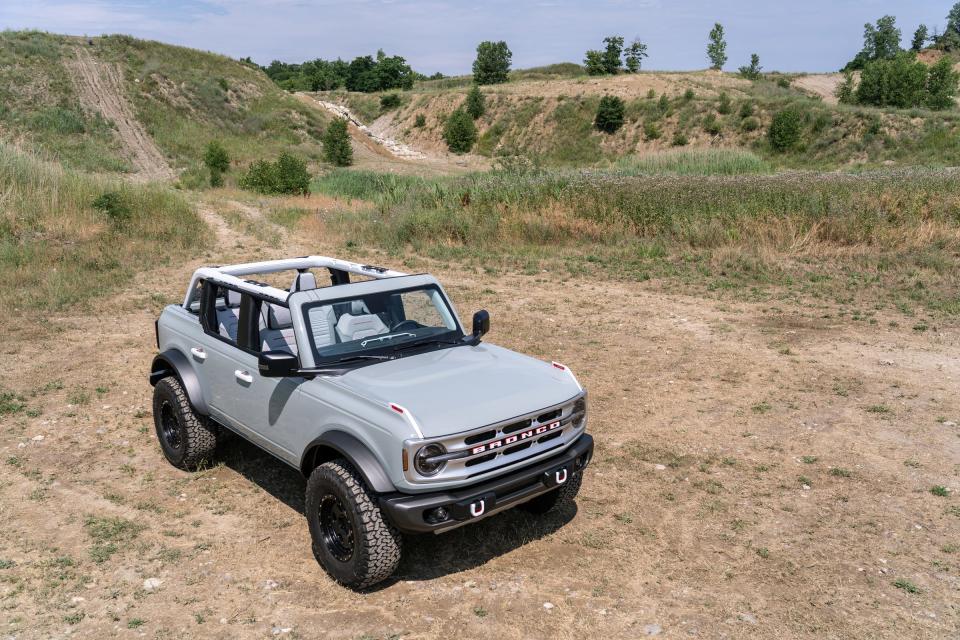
[469,420,562,455]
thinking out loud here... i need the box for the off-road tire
[519,471,583,514]
[152,376,217,470]
[305,459,401,589]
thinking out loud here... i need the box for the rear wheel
[305,459,401,589]
[152,376,217,470]
[519,471,583,515]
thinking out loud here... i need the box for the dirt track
[67,47,175,181]
[0,194,958,639]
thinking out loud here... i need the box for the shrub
[322,117,353,167]
[443,109,477,153]
[643,120,662,140]
[926,57,960,111]
[473,41,512,85]
[672,131,689,146]
[209,169,224,188]
[239,153,311,194]
[203,141,229,174]
[739,102,755,118]
[717,92,732,114]
[379,93,401,110]
[465,85,486,119]
[703,113,722,136]
[595,96,626,134]
[92,192,131,223]
[646,89,656,99]
[836,72,857,104]
[683,88,695,101]
[856,52,928,108]
[769,108,803,151]
[414,113,427,128]
[776,77,791,89]
[741,117,760,132]
[658,94,670,113]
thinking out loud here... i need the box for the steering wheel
[390,320,422,332]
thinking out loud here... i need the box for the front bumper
[380,433,594,533]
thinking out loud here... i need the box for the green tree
[594,95,625,134]
[707,23,728,70]
[845,15,901,70]
[856,52,928,108]
[768,108,802,151]
[465,85,485,119]
[443,109,477,153]
[238,159,278,194]
[379,93,402,111]
[942,3,960,50]
[925,57,960,110]
[472,41,512,85]
[203,140,229,188]
[835,72,857,104]
[602,36,624,74]
[322,117,353,167]
[624,39,649,73]
[911,25,929,52]
[584,49,606,76]
[738,53,762,80]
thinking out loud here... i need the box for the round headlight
[414,443,446,477]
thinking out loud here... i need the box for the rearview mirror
[472,310,490,339]
[258,351,300,378]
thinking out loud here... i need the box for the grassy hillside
[0,31,329,185]
[0,142,203,310]
[316,70,960,170]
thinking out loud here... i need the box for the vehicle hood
[328,343,582,439]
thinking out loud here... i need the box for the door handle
[235,370,253,384]
[190,347,206,361]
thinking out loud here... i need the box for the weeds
[892,578,920,594]
[930,486,950,497]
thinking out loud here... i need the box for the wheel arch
[150,349,210,415]
[300,431,395,493]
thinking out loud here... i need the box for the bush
[414,113,427,128]
[473,41,512,85]
[380,93,401,110]
[658,94,670,113]
[683,89,695,101]
[465,85,486,119]
[717,92,732,114]
[836,72,857,104]
[672,131,689,147]
[646,89,656,99]
[209,169,224,188]
[740,117,760,132]
[776,77,791,89]
[239,153,311,195]
[703,113,722,136]
[203,141,229,174]
[769,108,803,151]
[856,53,928,108]
[738,54,762,80]
[92,192,131,223]
[739,102,755,118]
[643,121,662,140]
[322,117,353,167]
[443,109,477,153]
[595,96,626,134]
[926,57,960,110]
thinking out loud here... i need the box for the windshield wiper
[392,337,463,354]
[295,353,394,378]
[329,354,394,363]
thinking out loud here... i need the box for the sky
[0,1,955,74]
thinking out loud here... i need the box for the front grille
[403,392,587,484]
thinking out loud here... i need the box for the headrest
[336,313,386,341]
[291,271,317,292]
[264,303,293,330]
[226,289,242,307]
[350,300,369,314]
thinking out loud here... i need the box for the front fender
[150,350,210,415]
[301,430,395,493]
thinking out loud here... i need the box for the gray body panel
[155,270,585,495]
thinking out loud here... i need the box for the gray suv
[150,256,592,588]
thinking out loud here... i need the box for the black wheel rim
[319,494,355,562]
[158,400,182,450]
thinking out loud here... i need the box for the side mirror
[258,351,300,378]
[472,310,490,340]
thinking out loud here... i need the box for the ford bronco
[149,257,592,588]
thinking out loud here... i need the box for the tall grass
[0,144,203,309]
[613,149,773,176]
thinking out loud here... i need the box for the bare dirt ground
[66,47,175,182]
[793,74,845,105]
[484,70,751,100]
[1,198,959,639]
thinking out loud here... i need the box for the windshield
[302,285,462,364]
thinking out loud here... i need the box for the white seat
[336,313,388,342]
[216,290,242,341]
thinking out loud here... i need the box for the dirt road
[67,47,175,182]
[1,198,958,639]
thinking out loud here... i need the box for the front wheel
[305,459,402,589]
[152,376,217,470]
